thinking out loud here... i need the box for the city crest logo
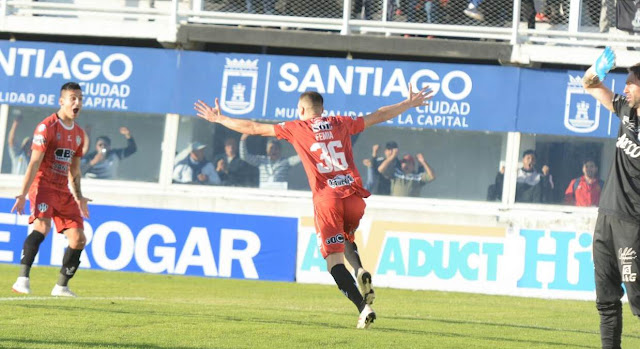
[220,58,258,115]
[564,75,600,133]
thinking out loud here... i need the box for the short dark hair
[629,63,640,81]
[267,139,281,149]
[583,159,597,166]
[522,149,536,158]
[299,91,324,109]
[96,136,111,147]
[385,141,398,150]
[60,82,81,96]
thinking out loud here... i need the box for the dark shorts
[593,213,640,315]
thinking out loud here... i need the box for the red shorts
[29,187,83,234]
[313,194,366,259]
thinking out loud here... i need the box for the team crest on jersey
[37,202,48,213]
[564,75,600,133]
[33,134,45,146]
[220,58,258,115]
[76,135,82,146]
[56,133,61,140]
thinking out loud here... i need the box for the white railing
[0,0,639,66]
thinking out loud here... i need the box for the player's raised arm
[583,46,616,112]
[363,83,433,129]
[194,98,276,137]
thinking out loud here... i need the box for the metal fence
[1,0,639,53]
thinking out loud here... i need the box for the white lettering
[175,227,217,276]
[278,62,299,92]
[91,221,134,270]
[71,51,101,81]
[298,64,325,93]
[218,229,261,279]
[43,50,71,79]
[102,53,133,83]
[134,224,177,274]
[327,65,353,94]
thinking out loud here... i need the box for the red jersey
[274,115,370,201]
[564,176,603,207]
[31,113,85,192]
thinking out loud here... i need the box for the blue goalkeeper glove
[594,46,616,81]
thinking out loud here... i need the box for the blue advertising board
[0,39,629,138]
[517,68,626,138]
[0,198,298,282]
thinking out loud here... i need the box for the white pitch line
[0,296,146,302]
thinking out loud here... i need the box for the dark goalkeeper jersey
[598,94,640,223]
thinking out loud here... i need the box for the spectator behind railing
[564,159,603,207]
[173,141,221,185]
[247,0,276,15]
[239,134,301,189]
[515,149,554,203]
[352,0,373,20]
[214,136,255,187]
[6,114,32,175]
[81,127,137,179]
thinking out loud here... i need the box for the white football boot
[357,269,376,305]
[357,304,376,329]
[12,277,31,294]
[51,284,77,297]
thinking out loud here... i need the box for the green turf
[0,264,638,349]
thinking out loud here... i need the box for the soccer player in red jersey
[195,84,433,328]
[11,82,91,297]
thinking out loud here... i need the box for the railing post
[510,0,522,45]
[568,0,581,34]
[171,0,179,25]
[341,0,352,35]
[0,0,7,28]
[382,0,390,37]
[192,0,203,11]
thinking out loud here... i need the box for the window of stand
[1,106,165,183]
[507,133,616,206]
[173,115,508,202]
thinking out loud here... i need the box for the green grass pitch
[0,264,639,348]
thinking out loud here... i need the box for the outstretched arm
[195,99,276,137]
[363,84,433,129]
[583,47,616,112]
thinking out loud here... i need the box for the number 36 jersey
[274,115,370,201]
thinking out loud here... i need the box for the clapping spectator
[173,142,221,185]
[515,149,554,203]
[362,141,399,195]
[214,136,254,187]
[379,149,435,197]
[81,126,137,179]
